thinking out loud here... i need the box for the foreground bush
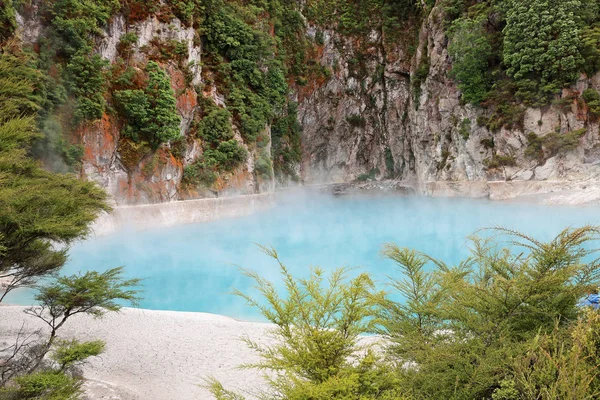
[211,227,600,399]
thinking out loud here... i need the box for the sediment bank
[92,192,275,235]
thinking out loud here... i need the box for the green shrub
[198,107,234,144]
[346,114,366,128]
[379,227,600,399]
[205,139,247,170]
[117,32,138,58]
[583,88,600,117]
[5,371,82,399]
[480,137,495,149]
[114,89,150,142]
[503,0,584,96]
[209,247,405,400]
[483,154,517,169]
[66,52,108,121]
[448,16,492,105]
[114,61,180,148]
[526,129,586,162]
[183,160,218,187]
[52,340,105,371]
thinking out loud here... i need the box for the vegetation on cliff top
[446,0,600,132]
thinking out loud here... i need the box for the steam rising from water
[7,192,600,320]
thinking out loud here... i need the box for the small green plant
[483,154,517,169]
[583,89,600,117]
[117,32,138,58]
[346,114,366,128]
[525,129,586,162]
[459,118,471,140]
[356,167,380,182]
[480,137,495,149]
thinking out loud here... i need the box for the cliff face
[298,5,600,193]
[14,2,600,204]
[16,2,271,205]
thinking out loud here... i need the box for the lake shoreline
[0,305,273,399]
[93,179,600,236]
[0,305,378,400]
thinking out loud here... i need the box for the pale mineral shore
[92,179,600,236]
[0,306,277,400]
[2,180,600,400]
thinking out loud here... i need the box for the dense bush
[114,61,181,149]
[202,1,287,143]
[66,52,108,122]
[526,129,586,162]
[503,0,585,95]
[211,227,600,399]
[198,106,234,144]
[448,16,492,105]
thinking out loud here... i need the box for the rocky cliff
[298,4,600,194]
[11,0,600,204]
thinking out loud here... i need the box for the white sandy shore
[1,306,276,399]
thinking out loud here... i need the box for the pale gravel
[1,306,275,400]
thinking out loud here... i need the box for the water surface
[7,193,600,320]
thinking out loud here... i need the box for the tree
[208,246,406,399]
[0,46,110,302]
[379,226,600,399]
[26,267,141,349]
[144,61,181,147]
[114,61,181,149]
[503,0,585,94]
[448,16,492,104]
[1,268,140,391]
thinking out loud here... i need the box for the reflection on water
[7,192,600,320]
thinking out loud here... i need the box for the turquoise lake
[7,193,600,320]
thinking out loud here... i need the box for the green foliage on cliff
[272,102,302,182]
[114,61,181,149]
[183,99,247,188]
[445,0,600,131]
[502,0,585,96]
[203,0,287,143]
[448,16,492,104]
[525,128,587,163]
[66,52,108,121]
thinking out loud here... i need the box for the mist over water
[7,192,600,320]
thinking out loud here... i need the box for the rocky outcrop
[297,5,600,194]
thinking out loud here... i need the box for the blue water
[7,193,600,320]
